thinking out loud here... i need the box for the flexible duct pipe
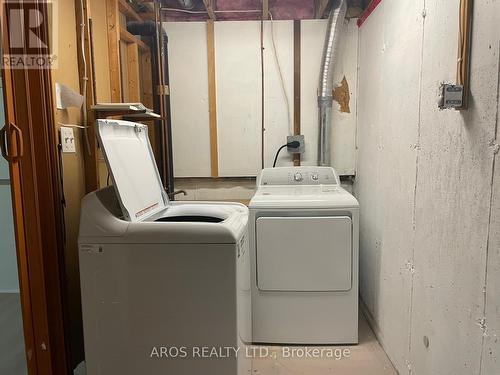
[317,0,347,166]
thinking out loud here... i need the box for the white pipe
[79,0,91,156]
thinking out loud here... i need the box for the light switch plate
[60,126,76,153]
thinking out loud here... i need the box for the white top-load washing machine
[249,166,359,344]
[78,120,251,375]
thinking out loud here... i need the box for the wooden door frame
[1,0,70,373]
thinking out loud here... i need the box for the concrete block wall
[355,0,500,374]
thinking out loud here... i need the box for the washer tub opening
[152,204,232,223]
[155,215,224,223]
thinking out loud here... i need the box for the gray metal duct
[317,0,347,166]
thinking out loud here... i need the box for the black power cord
[273,141,300,167]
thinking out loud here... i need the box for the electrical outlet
[287,135,305,154]
[60,126,76,153]
[438,84,464,109]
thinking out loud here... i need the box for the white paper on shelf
[55,82,84,110]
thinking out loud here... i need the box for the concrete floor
[252,314,397,375]
[0,293,27,375]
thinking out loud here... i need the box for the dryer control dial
[293,172,303,182]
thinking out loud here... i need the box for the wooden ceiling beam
[118,0,144,22]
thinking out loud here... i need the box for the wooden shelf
[91,103,160,121]
[122,112,162,121]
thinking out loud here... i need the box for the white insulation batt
[164,20,358,177]
[162,22,212,177]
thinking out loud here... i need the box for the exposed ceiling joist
[119,0,144,22]
[139,0,367,22]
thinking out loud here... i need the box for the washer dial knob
[293,172,303,182]
[311,172,319,181]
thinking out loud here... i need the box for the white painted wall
[356,1,500,374]
[164,22,212,177]
[262,20,294,168]
[264,19,358,173]
[215,21,263,176]
[165,19,358,177]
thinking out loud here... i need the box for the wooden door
[1,0,69,373]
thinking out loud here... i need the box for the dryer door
[256,216,352,292]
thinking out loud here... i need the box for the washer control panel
[257,167,339,186]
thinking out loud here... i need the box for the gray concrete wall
[355,0,500,374]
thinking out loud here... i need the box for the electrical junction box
[438,84,464,109]
[287,135,305,154]
[60,126,76,153]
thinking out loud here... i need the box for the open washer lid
[96,119,169,222]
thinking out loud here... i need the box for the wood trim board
[293,20,301,166]
[207,20,219,177]
[106,0,122,102]
[75,0,100,192]
[126,42,141,102]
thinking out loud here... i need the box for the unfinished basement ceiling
[154,0,366,21]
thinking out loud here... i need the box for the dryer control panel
[257,167,339,186]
